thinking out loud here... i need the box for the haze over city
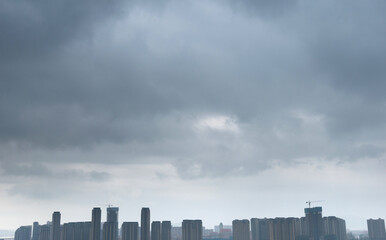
[1,0,386,232]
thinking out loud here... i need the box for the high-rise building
[62,222,91,240]
[15,226,32,240]
[161,221,171,240]
[103,222,118,240]
[232,220,250,240]
[91,208,102,240]
[39,224,51,240]
[122,222,139,240]
[304,207,323,240]
[251,218,270,240]
[141,208,151,240]
[367,219,386,240]
[62,223,75,240]
[32,222,41,240]
[107,207,119,240]
[323,217,347,240]
[182,220,202,240]
[50,212,61,240]
[80,222,91,240]
[267,218,299,240]
[151,222,161,240]
[107,208,119,223]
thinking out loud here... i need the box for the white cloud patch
[195,115,240,133]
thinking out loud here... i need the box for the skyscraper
[62,222,91,240]
[103,222,118,240]
[151,222,161,240]
[91,208,102,240]
[182,220,202,240]
[323,217,347,240]
[107,207,119,240]
[39,224,51,240]
[304,207,323,240]
[122,222,139,240]
[80,222,91,240]
[32,222,41,240]
[62,223,75,240]
[15,226,32,240]
[232,220,250,240]
[251,218,270,240]
[367,219,386,240]
[161,221,171,240]
[107,207,119,223]
[268,218,299,240]
[141,208,151,240]
[50,212,61,240]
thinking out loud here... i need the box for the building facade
[141,208,151,240]
[103,222,118,240]
[151,222,161,240]
[323,217,347,240]
[182,220,202,240]
[50,212,61,240]
[233,220,250,240]
[91,208,101,240]
[161,221,171,240]
[367,219,386,240]
[15,226,32,240]
[122,222,139,240]
[304,207,323,240]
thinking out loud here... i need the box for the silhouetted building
[232,220,250,240]
[323,217,346,240]
[62,223,75,240]
[141,208,151,240]
[151,222,161,240]
[251,218,270,240]
[50,212,61,240]
[91,208,102,240]
[107,207,119,240]
[39,224,51,240]
[122,222,139,240]
[32,222,41,240]
[161,221,171,240]
[182,220,202,240]
[62,222,91,240]
[107,208,119,223]
[103,222,118,240]
[15,226,32,240]
[268,218,300,240]
[367,219,386,240]
[304,207,323,240]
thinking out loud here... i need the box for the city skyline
[9,206,384,240]
[1,0,386,233]
[2,206,379,232]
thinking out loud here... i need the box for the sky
[1,0,386,232]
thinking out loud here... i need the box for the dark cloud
[228,0,298,18]
[0,0,386,181]
[0,0,124,61]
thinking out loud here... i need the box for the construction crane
[306,200,325,208]
[99,204,114,208]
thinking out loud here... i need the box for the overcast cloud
[0,0,385,231]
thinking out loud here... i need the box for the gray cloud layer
[1,0,386,180]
